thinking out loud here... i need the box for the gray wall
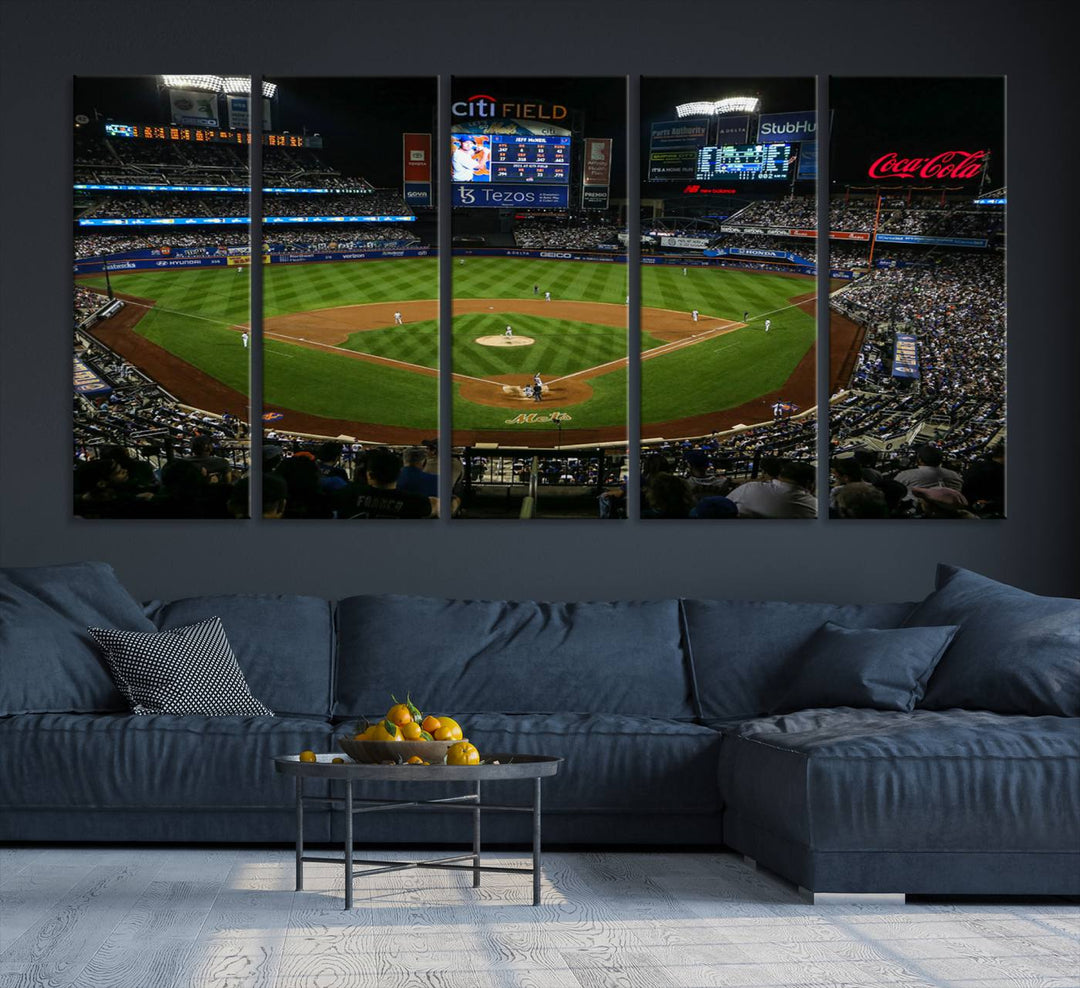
[1,0,1075,603]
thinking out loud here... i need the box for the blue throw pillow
[0,562,156,715]
[772,621,959,714]
[680,598,918,723]
[906,565,1080,716]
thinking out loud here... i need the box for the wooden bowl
[337,737,460,765]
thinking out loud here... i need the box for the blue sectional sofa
[1,561,1078,897]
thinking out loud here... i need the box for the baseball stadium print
[638,78,819,520]
[828,77,1005,520]
[73,75,255,519]
[451,77,628,520]
[259,77,440,520]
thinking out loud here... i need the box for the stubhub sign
[756,110,817,142]
[453,184,568,209]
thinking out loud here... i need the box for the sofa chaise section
[718,708,1080,895]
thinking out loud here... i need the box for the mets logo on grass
[504,412,574,425]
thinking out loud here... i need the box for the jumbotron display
[696,143,792,181]
[452,134,570,184]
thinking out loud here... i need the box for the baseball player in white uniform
[394,311,403,325]
[505,325,513,338]
[241,332,249,348]
[691,309,699,323]
[765,318,772,333]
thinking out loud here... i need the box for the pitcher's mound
[475,335,535,347]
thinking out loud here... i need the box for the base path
[261,297,706,345]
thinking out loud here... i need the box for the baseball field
[78,255,822,445]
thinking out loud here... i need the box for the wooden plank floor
[0,849,1077,988]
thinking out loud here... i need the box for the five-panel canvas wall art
[73,75,1005,520]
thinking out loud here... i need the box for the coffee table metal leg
[532,777,542,906]
[473,781,481,888]
[344,779,353,910]
[295,776,304,891]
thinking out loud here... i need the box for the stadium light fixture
[220,77,252,95]
[676,97,760,117]
[262,81,278,98]
[161,75,223,93]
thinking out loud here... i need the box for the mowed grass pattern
[641,266,817,426]
[77,257,815,434]
[79,267,253,395]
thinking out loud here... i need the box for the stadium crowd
[78,189,412,220]
[513,216,621,250]
[73,286,109,325]
[723,195,1003,239]
[74,226,424,260]
[74,329,449,518]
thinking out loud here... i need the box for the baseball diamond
[77,256,844,447]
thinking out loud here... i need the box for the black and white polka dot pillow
[88,617,273,717]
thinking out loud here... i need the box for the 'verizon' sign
[867,149,988,180]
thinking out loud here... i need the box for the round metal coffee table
[274,754,562,908]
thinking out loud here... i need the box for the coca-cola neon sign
[867,149,988,180]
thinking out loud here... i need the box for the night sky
[830,77,1004,187]
[72,76,1004,193]
[73,76,439,188]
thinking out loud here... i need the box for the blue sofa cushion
[681,599,916,724]
[145,594,335,717]
[772,621,959,714]
[906,565,1080,716]
[0,712,333,810]
[718,708,1080,853]
[0,562,155,715]
[328,712,722,814]
[335,595,692,719]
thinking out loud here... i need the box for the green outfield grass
[78,256,816,437]
[642,266,816,426]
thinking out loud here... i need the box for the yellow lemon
[406,755,425,764]
[400,721,423,740]
[298,750,317,763]
[386,703,412,727]
[331,757,344,764]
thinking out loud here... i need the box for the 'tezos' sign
[867,149,988,180]
[452,94,567,121]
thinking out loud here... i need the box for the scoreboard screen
[103,123,317,148]
[490,136,570,184]
[452,134,570,185]
[696,143,792,181]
